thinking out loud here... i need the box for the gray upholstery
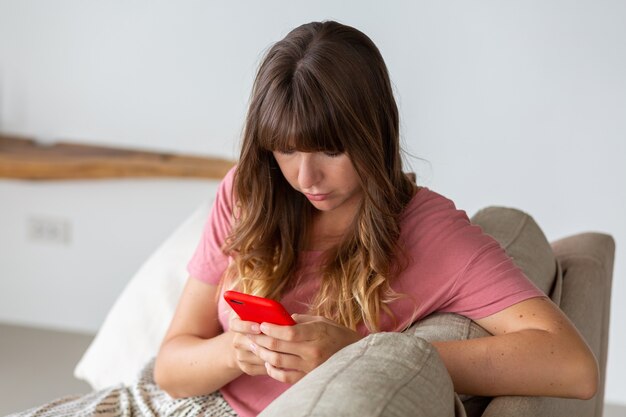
[259,333,458,417]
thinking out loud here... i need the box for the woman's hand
[228,316,268,376]
[248,314,363,384]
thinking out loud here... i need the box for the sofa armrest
[482,232,614,417]
[552,232,614,417]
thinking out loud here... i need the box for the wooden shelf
[0,134,235,180]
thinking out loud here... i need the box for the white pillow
[74,190,216,390]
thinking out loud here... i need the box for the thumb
[291,313,322,324]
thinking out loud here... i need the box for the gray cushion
[406,313,491,416]
[406,313,490,342]
[259,333,458,417]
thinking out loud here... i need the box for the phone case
[223,290,296,325]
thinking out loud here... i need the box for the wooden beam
[0,134,236,180]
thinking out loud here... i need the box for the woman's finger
[253,342,302,371]
[232,334,267,376]
[258,317,325,342]
[239,362,267,376]
[249,333,299,356]
[291,314,323,324]
[264,362,305,384]
[229,316,261,334]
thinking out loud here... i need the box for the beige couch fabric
[259,333,458,417]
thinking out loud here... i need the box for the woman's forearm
[432,329,598,399]
[154,331,243,398]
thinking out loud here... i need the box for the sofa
[74,201,615,417]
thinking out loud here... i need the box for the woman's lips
[304,193,330,201]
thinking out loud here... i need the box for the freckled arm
[431,297,598,399]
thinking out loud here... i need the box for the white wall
[1,0,624,406]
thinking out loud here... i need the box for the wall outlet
[27,216,72,245]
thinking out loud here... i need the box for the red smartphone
[223,290,296,326]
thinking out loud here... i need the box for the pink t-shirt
[187,166,543,417]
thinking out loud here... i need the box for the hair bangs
[256,75,346,154]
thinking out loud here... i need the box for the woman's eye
[324,151,342,157]
[277,149,296,155]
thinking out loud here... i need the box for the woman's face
[272,150,362,218]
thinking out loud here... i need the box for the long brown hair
[223,21,415,332]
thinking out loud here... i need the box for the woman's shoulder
[402,186,460,221]
[222,164,238,187]
[399,186,475,245]
[214,164,238,202]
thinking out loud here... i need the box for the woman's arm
[432,296,598,399]
[154,277,262,398]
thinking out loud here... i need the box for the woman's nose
[297,153,322,190]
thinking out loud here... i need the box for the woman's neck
[306,209,356,251]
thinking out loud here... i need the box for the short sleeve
[187,166,237,284]
[392,188,544,327]
[440,235,544,319]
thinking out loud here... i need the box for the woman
[152,20,598,417]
